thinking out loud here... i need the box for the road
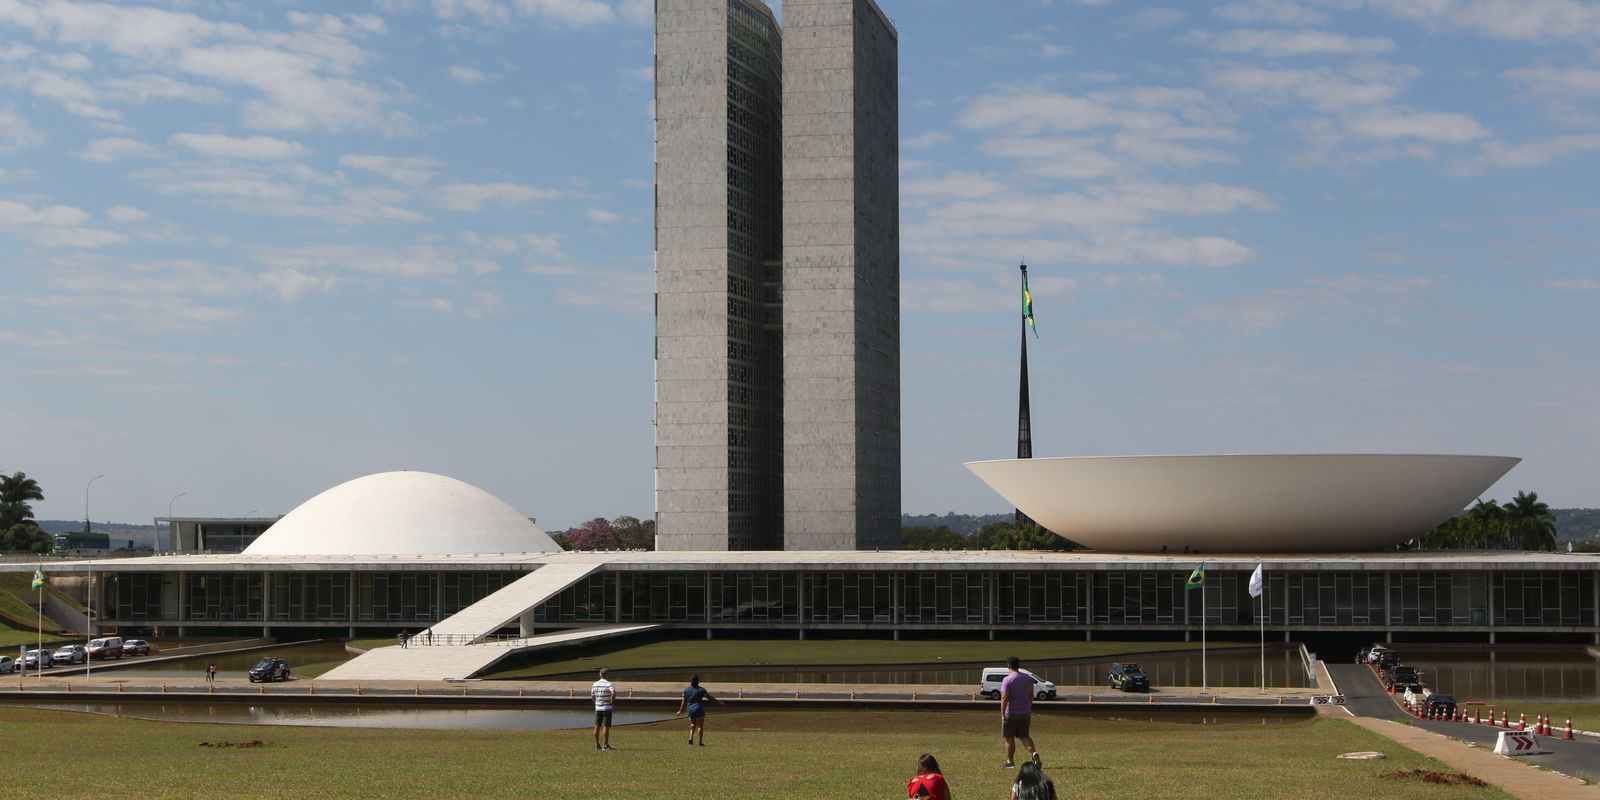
[1326,661,1600,784]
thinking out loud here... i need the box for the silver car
[52,644,87,665]
[0,656,13,674]
[22,649,53,669]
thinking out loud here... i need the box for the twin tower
[654,0,900,551]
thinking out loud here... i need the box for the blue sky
[2,0,1597,530]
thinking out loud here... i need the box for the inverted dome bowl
[965,454,1520,552]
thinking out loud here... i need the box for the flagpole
[1202,580,1208,692]
[86,563,92,678]
[1259,592,1265,693]
[36,562,42,681]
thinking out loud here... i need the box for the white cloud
[339,154,441,186]
[434,181,561,211]
[74,137,160,163]
[46,50,92,70]
[1454,134,1600,172]
[448,65,487,85]
[901,171,1007,201]
[1214,0,1330,26]
[1544,276,1600,291]
[1506,66,1600,98]
[169,132,311,160]
[1189,28,1395,57]
[1364,0,1600,43]
[586,207,623,223]
[0,105,45,151]
[1345,109,1490,142]
[903,131,951,149]
[432,0,623,26]
[0,199,127,247]
[105,205,151,223]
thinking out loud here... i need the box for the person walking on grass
[675,674,724,746]
[999,656,1041,769]
[206,663,217,684]
[906,753,952,800]
[591,667,616,751]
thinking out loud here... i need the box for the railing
[1296,643,1319,688]
[398,632,529,648]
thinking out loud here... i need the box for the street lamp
[166,491,187,553]
[84,474,104,536]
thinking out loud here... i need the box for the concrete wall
[782,0,900,550]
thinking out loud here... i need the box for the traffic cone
[1518,712,1526,731]
[1473,707,1481,725]
[1564,718,1574,741]
[1501,710,1510,729]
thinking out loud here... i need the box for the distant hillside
[37,520,158,549]
[901,512,1010,534]
[1554,509,1600,541]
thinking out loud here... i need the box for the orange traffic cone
[1501,710,1510,729]
[1473,707,1481,725]
[1564,718,1574,741]
[1518,712,1526,731]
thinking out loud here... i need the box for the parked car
[86,636,123,660]
[1365,646,1391,664]
[121,639,150,657]
[22,649,53,669]
[1373,650,1401,669]
[52,644,87,665]
[1108,662,1151,692]
[978,668,1057,701]
[1382,666,1419,688]
[0,656,13,674]
[1354,647,1372,664]
[247,657,291,683]
[1424,694,1457,718]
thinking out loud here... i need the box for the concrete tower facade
[654,0,899,551]
[780,0,901,550]
[655,0,785,551]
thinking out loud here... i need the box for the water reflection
[1398,648,1600,701]
[20,702,670,730]
[594,647,1310,689]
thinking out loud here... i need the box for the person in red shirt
[906,753,952,800]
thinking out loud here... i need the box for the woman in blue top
[675,674,724,746]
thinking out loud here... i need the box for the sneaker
[1002,762,1015,769]
[698,742,706,747]
[595,744,602,751]
[1031,752,1041,767]
[603,745,615,751]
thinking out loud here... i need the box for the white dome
[245,471,560,556]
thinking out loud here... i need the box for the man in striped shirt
[592,667,616,750]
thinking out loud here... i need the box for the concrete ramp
[426,562,602,642]
[319,623,658,681]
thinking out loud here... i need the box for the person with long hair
[1010,761,1056,800]
[906,752,952,799]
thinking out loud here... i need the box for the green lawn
[0,619,70,648]
[0,707,1508,799]
[1481,700,1600,732]
[483,638,1254,680]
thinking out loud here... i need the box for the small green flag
[31,569,45,591]
[1185,563,1205,590]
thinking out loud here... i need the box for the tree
[972,520,1069,551]
[1502,490,1557,551]
[566,517,621,550]
[0,471,45,530]
[900,525,968,550]
[1,523,51,554]
[612,515,656,550]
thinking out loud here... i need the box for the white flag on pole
[1249,562,1264,598]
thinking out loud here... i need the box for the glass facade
[535,568,1600,633]
[102,565,1597,636]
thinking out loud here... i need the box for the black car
[247,657,291,683]
[1423,694,1457,718]
[1382,666,1419,688]
[1108,662,1150,692]
[1374,650,1401,668]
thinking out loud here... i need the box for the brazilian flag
[31,568,45,591]
[1185,563,1205,590]
[1022,272,1037,338]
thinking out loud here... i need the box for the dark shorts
[688,711,705,722]
[1002,713,1032,739]
[595,709,613,727]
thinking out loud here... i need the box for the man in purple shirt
[1000,656,1041,769]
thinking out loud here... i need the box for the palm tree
[1466,499,1506,549]
[1502,490,1558,551]
[0,471,45,530]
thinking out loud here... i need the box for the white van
[86,636,124,660]
[979,668,1057,701]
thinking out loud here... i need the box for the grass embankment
[484,638,1252,680]
[0,707,1507,799]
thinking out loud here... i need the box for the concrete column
[706,628,713,640]
[1084,629,1092,641]
[262,571,273,625]
[1383,571,1392,628]
[614,572,622,623]
[519,610,535,638]
[798,629,805,641]
[892,629,899,641]
[177,570,187,626]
